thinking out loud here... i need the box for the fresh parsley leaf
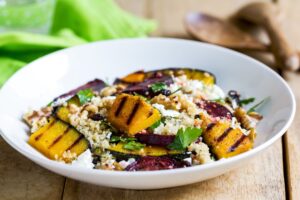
[77,89,94,105]
[123,141,145,150]
[110,136,136,143]
[247,97,269,114]
[150,119,161,130]
[150,82,167,93]
[167,127,202,150]
[239,97,255,106]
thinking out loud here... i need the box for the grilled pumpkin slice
[146,68,216,85]
[203,121,253,158]
[108,142,182,157]
[234,107,257,141]
[55,96,80,123]
[120,71,145,83]
[107,94,161,135]
[28,117,88,160]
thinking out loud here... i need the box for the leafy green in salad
[150,82,167,93]
[77,88,94,105]
[239,97,255,106]
[123,141,145,150]
[168,127,202,150]
[247,97,270,113]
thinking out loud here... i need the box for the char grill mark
[126,100,140,125]
[216,127,233,143]
[206,123,216,132]
[67,134,84,151]
[114,96,127,117]
[48,126,71,149]
[34,119,56,141]
[229,134,247,152]
[147,109,153,118]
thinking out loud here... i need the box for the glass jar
[0,0,56,33]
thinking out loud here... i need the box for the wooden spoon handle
[264,18,299,70]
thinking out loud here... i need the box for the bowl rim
[0,37,296,177]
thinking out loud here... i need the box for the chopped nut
[100,86,117,97]
[85,104,98,113]
[69,104,79,114]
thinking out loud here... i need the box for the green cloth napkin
[0,0,156,86]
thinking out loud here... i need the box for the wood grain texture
[0,138,65,200]
[282,71,300,200]
[62,141,285,200]
[276,0,300,199]
[149,0,272,37]
[62,1,286,200]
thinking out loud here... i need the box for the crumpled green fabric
[0,0,156,86]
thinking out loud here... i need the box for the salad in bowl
[23,68,264,171]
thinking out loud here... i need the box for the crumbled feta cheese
[152,103,180,117]
[183,157,192,165]
[72,149,94,169]
[119,158,136,169]
[202,85,225,100]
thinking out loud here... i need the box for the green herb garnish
[110,135,136,143]
[247,97,269,114]
[77,89,94,105]
[150,82,167,93]
[47,101,53,107]
[123,141,145,150]
[239,97,255,106]
[150,119,161,129]
[168,127,202,150]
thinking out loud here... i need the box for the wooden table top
[0,0,299,199]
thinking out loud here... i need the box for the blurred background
[1,0,300,87]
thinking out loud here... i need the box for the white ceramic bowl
[0,38,295,189]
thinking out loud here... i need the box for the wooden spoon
[185,12,268,51]
[235,2,299,71]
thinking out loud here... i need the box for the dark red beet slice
[122,75,173,97]
[198,101,232,119]
[125,156,189,171]
[135,133,175,147]
[54,79,106,101]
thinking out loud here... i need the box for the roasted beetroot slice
[125,156,189,171]
[146,68,216,85]
[135,134,175,146]
[198,101,232,119]
[122,75,173,97]
[54,79,106,100]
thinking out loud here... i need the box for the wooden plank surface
[61,1,286,200]
[276,0,300,199]
[283,72,300,200]
[62,141,285,200]
[0,138,65,200]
